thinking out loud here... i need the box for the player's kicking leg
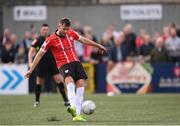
[65,76,86,121]
[53,74,70,107]
[34,76,45,107]
[59,62,87,121]
[71,62,87,121]
[72,79,86,122]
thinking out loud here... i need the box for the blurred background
[0,0,180,95]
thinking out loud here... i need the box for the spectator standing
[165,27,180,63]
[139,34,154,62]
[10,34,19,53]
[152,32,161,44]
[21,31,32,63]
[103,23,118,44]
[100,34,112,63]
[73,22,84,61]
[162,26,170,41]
[107,32,128,72]
[74,21,84,36]
[32,32,39,40]
[83,26,97,61]
[1,42,15,63]
[0,28,11,46]
[136,28,147,49]
[15,45,26,64]
[139,34,154,56]
[150,37,171,63]
[1,35,16,63]
[123,24,137,56]
[74,41,84,62]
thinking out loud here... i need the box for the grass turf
[0,94,180,125]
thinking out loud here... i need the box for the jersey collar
[55,30,65,38]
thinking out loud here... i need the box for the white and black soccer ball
[82,100,96,115]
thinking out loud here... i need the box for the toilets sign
[14,6,47,21]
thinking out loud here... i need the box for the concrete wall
[3,4,180,42]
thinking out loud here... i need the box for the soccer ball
[82,100,96,115]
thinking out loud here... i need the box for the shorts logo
[65,69,69,73]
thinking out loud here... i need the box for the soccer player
[28,23,69,107]
[25,18,107,121]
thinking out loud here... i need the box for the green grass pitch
[0,94,180,125]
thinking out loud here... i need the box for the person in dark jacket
[107,32,128,72]
[150,37,171,63]
[123,24,137,56]
[1,34,18,63]
[139,34,154,56]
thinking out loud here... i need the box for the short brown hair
[60,18,71,27]
[41,23,49,27]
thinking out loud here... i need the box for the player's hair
[41,23,49,27]
[60,18,71,27]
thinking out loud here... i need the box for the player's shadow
[46,116,62,122]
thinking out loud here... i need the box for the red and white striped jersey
[40,29,80,69]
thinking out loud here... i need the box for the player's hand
[98,45,107,54]
[24,70,32,79]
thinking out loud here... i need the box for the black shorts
[59,61,87,82]
[36,58,59,77]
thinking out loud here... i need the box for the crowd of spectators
[73,22,180,71]
[0,27,37,64]
[0,22,180,66]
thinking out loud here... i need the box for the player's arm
[78,36,107,54]
[25,38,50,79]
[25,50,45,78]
[28,47,37,67]
[28,39,38,67]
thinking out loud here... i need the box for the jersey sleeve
[40,37,51,52]
[71,30,82,40]
[31,39,38,48]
